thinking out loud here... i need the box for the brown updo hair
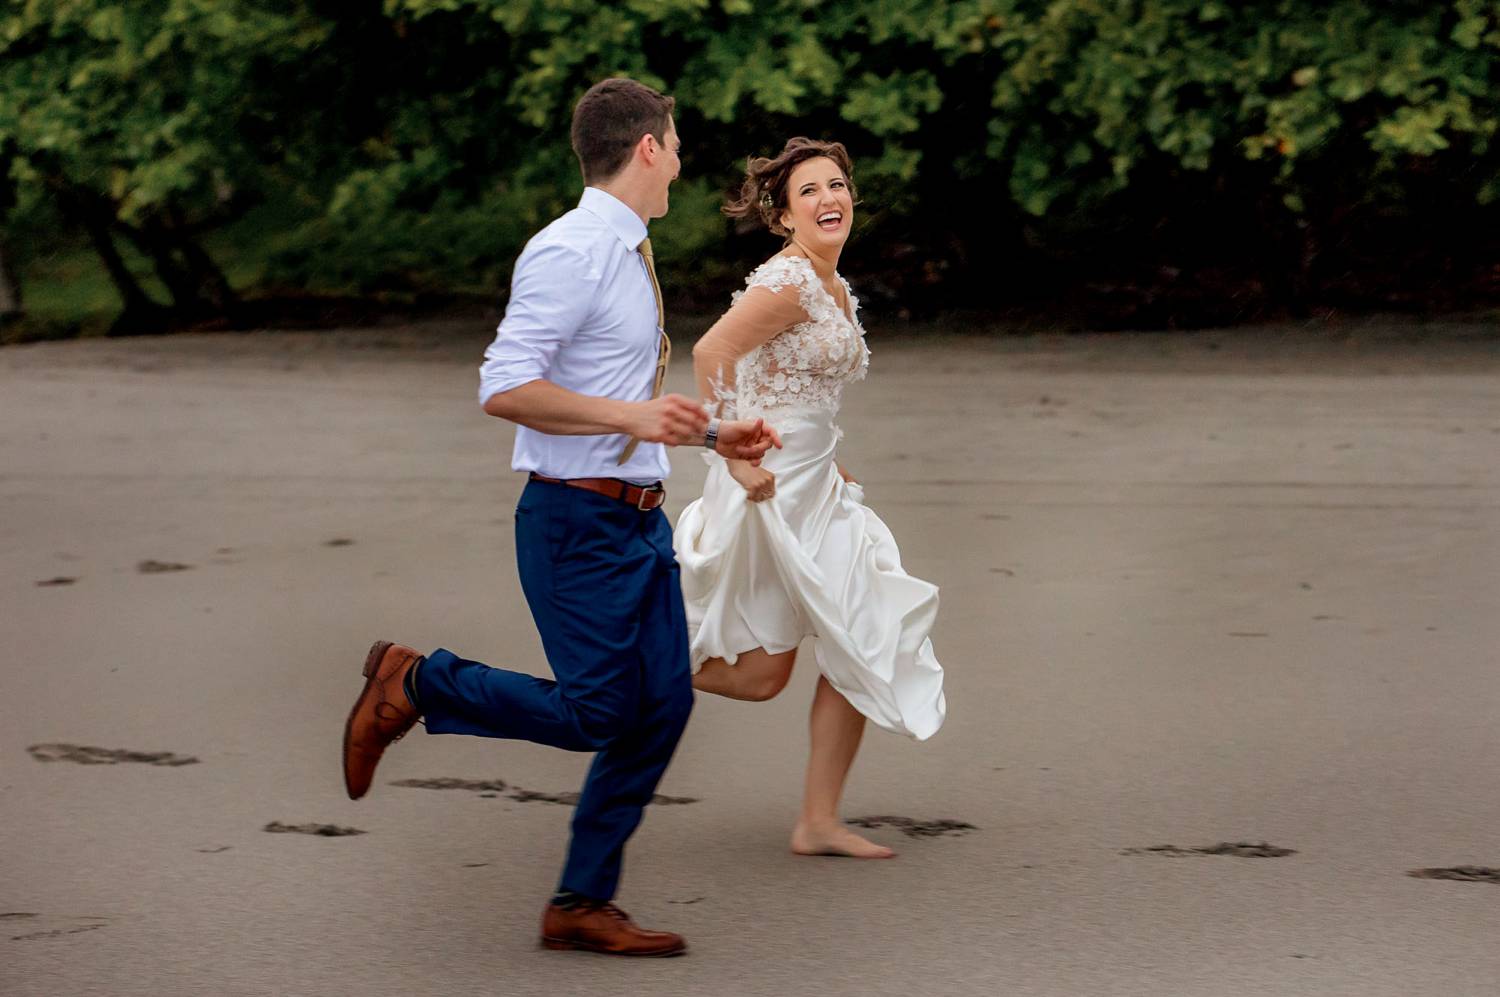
[724,137,856,237]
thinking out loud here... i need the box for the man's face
[648,118,681,220]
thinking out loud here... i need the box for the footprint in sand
[390,776,697,807]
[28,744,200,766]
[263,821,365,837]
[508,789,584,806]
[1407,866,1500,884]
[6,915,110,943]
[514,787,698,806]
[1122,841,1296,858]
[35,577,78,587]
[137,560,193,574]
[392,777,509,793]
[848,816,977,839]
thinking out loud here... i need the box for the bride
[676,137,946,859]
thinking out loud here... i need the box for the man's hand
[728,459,776,502]
[715,418,783,463]
[623,394,711,446]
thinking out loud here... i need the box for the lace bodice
[729,255,869,417]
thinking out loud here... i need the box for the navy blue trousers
[415,478,694,901]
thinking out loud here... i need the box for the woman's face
[779,156,854,253]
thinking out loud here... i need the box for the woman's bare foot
[790,820,896,859]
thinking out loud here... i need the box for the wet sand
[3,318,1499,996]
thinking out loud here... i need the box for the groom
[341,78,780,956]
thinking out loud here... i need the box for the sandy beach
[3,318,1498,996]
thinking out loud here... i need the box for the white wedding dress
[674,255,946,740]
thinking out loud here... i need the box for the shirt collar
[579,187,648,251]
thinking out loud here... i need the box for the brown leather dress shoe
[342,640,422,800]
[540,902,687,957]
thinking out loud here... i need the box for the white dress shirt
[479,187,669,484]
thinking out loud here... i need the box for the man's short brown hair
[570,78,676,185]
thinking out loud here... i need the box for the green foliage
[0,2,327,221]
[3,0,1499,327]
[0,1,337,326]
[336,0,1500,311]
[268,153,579,295]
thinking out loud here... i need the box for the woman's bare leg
[790,676,895,858]
[693,647,797,702]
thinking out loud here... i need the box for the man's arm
[487,381,779,459]
[479,238,779,460]
[484,380,710,446]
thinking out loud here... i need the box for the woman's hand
[728,459,776,502]
[836,462,858,484]
[715,417,783,462]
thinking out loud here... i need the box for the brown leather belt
[528,473,666,511]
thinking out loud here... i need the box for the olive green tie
[618,237,671,464]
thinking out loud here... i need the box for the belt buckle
[636,484,663,510]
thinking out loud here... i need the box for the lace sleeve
[837,274,861,320]
[692,262,811,416]
[747,255,821,313]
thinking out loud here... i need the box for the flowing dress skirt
[674,408,946,740]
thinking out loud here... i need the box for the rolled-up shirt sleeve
[478,241,601,405]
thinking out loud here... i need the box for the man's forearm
[483,379,630,436]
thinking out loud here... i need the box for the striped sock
[402,657,424,710]
[551,891,596,910]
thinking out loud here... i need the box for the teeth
[818,213,841,224]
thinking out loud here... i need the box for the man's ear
[636,132,657,167]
